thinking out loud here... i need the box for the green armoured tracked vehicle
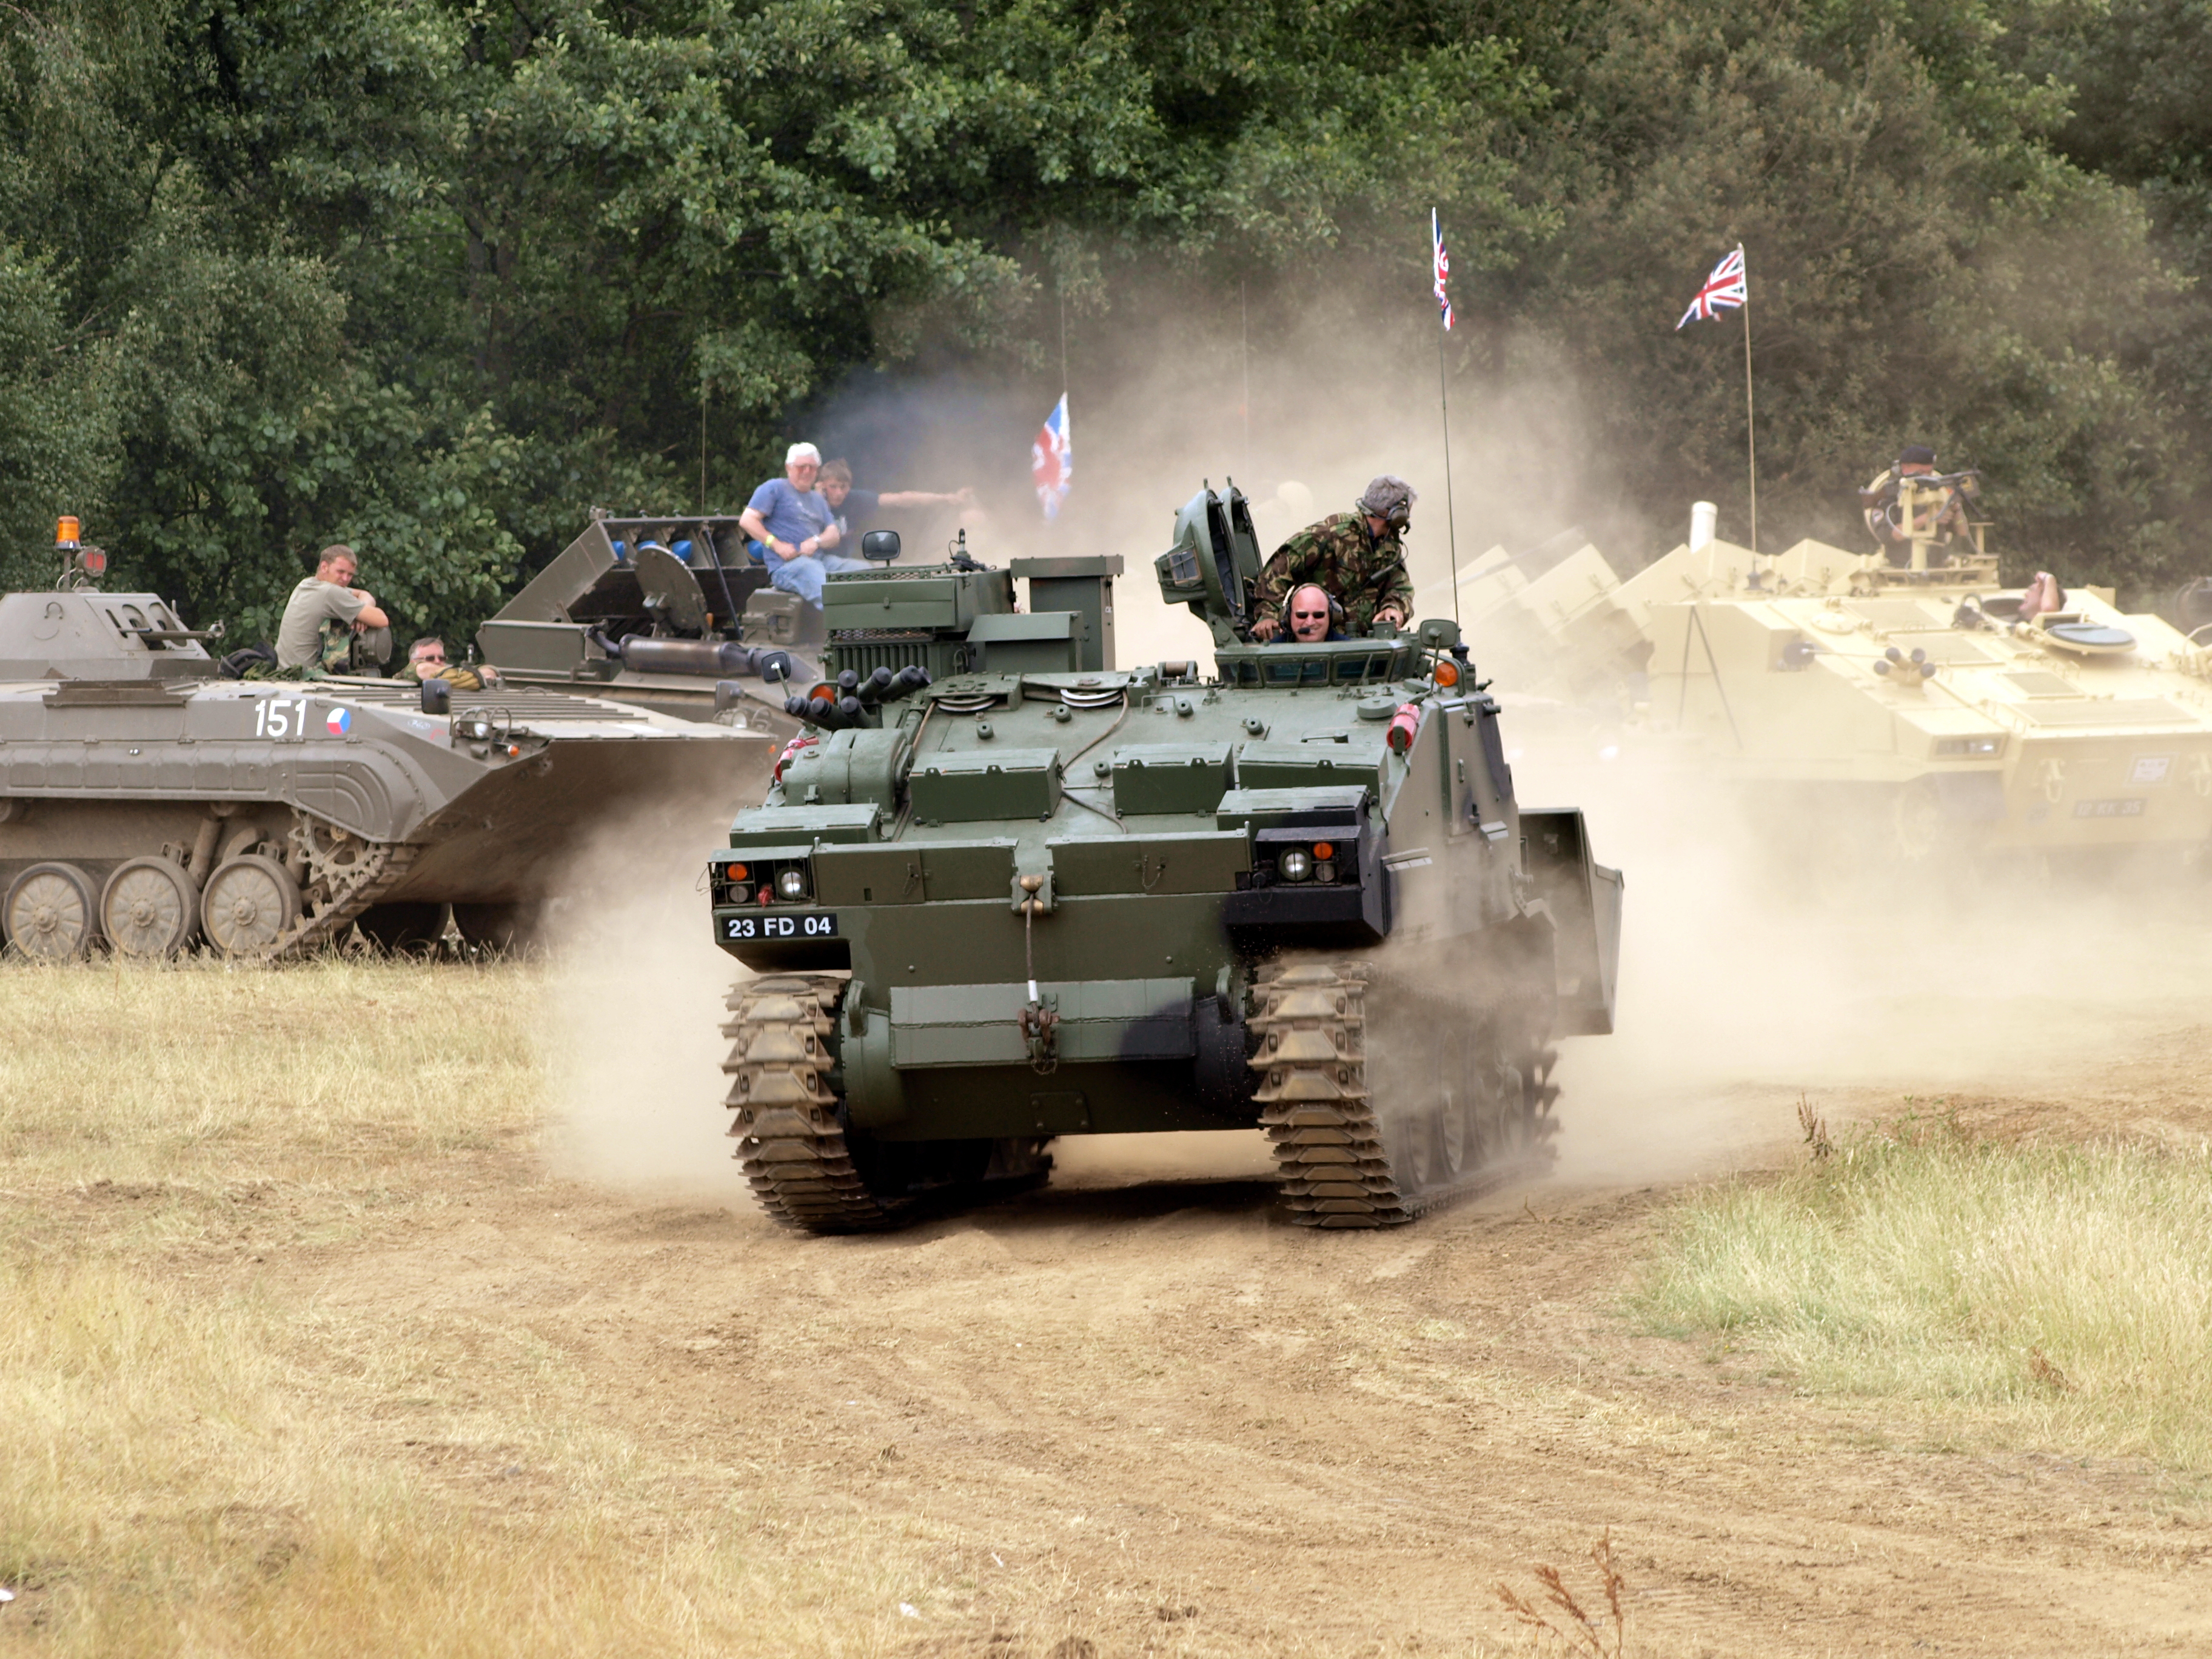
[705,484,1623,1231]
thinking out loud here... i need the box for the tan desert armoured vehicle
[1506,481,2212,867]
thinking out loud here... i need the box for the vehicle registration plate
[722,911,839,940]
[2072,798,2147,819]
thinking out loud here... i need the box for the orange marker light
[728,862,750,883]
[1312,842,1335,861]
[1433,660,1460,688]
[55,515,79,547]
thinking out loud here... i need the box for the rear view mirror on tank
[862,531,901,562]
[419,679,450,714]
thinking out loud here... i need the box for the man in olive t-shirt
[275,544,391,671]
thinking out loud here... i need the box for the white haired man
[740,441,873,606]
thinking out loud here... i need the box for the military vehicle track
[721,974,1053,1233]
[726,965,1556,1232]
[1252,960,1556,1227]
[722,974,908,1231]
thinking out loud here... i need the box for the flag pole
[1433,210,1461,628]
[1740,246,1757,557]
[1240,278,1252,484]
[1438,325,1462,627]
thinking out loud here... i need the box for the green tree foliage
[0,0,2204,641]
[1508,0,2190,581]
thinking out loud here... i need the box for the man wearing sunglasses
[396,636,498,690]
[1278,583,1346,643]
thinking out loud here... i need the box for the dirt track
[288,1042,2211,1658]
[377,767,2212,1656]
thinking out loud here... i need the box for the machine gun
[1860,468,1989,575]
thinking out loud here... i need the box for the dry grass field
[2,950,2211,1656]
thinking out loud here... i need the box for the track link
[1250,960,1552,1228]
[722,974,908,1233]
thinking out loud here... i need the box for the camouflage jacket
[1252,512,1413,634]
[396,660,489,691]
[241,618,354,681]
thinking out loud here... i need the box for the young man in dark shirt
[817,458,973,550]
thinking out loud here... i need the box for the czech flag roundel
[325,706,352,736]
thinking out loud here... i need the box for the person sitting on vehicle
[1860,444,1969,563]
[1276,582,1347,643]
[739,442,871,606]
[817,458,974,552]
[2017,571,2066,625]
[273,543,391,677]
[395,635,499,690]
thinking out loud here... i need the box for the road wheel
[201,854,301,957]
[1891,779,1946,863]
[1436,1021,1473,1177]
[5,862,96,960]
[99,857,200,959]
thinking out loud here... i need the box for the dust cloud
[1518,737,2212,1186]
[537,756,772,1199]
[541,276,2212,1207]
[813,270,1621,673]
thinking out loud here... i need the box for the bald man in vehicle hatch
[275,544,391,675]
[1250,476,1416,640]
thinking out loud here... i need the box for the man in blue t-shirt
[739,442,871,605]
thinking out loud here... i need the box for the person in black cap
[1860,443,1966,561]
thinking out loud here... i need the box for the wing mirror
[860,530,902,563]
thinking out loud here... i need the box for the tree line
[1,0,2207,646]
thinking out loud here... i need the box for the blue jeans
[767,552,872,605]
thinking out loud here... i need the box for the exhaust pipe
[1689,500,1717,553]
[608,636,796,682]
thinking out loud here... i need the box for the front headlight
[1278,848,1312,883]
[775,867,808,902]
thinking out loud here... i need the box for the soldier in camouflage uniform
[396,636,499,690]
[1250,475,1417,640]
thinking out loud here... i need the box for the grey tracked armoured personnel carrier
[0,530,773,959]
[706,485,1623,1231]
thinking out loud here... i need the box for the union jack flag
[1031,393,1071,521]
[1432,209,1453,331]
[1677,246,1747,329]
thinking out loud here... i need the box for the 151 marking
[255,697,310,739]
